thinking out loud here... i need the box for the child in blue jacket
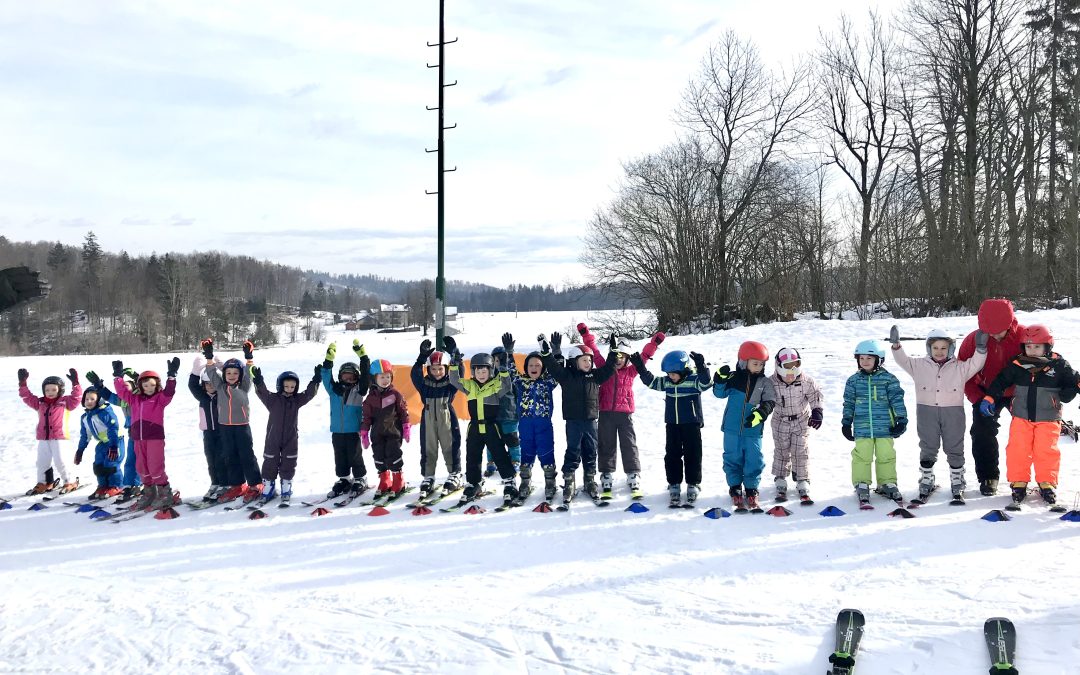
[633,349,713,507]
[712,341,777,512]
[321,340,371,498]
[85,368,139,501]
[841,339,908,507]
[503,332,560,503]
[75,387,125,500]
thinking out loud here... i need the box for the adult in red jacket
[956,298,1025,495]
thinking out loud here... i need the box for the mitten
[17,368,28,384]
[576,323,588,337]
[352,339,366,358]
[652,332,666,345]
[841,423,854,442]
[713,365,732,384]
[890,418,907,438]
[74,449,84,465]
[689,351,706,371]
[744,408,764,428]
[200,338,214,360]
[67,368,78,384]
[402,423,411,444]
[418,339,435,363]
[111,360,124,378]
[978,398,995,417]
[325,343,337,362]
[251,366,264,385]
[975,330,989,354]
[808,408,823,430]
[361,430,370,450]
[889,324,900,347]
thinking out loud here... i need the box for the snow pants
[598,411,641,473]
[1005,417,1060,487]
[371,428,404,473]
[970,397,1010,482]
[261,441,299,482]
[418,416,460,477]
[332,432,367,480]
[561,419,598,476]
[851,437,896,487]
[121,435,139,487]
[92,441,124,489]
[917,404,966,469]
[36,440,71,483]
[519,416,556,467]
[722,432,764,489]
[487,421,520,466]
[134,439,168,486]
[219,424,260,486]
[770,417,809,481]
[665,423,702,486]
[465,423,514,487]
[202,429,231,485]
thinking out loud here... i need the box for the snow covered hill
[1,309,1078,674]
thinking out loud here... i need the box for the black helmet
[338,362,361,381]
[524,351,545,374]
[470,353,494,370]
[276,371,300,393]
[41,375,65,397]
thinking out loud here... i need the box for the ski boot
[26,481,51,496]
[856,482,872,509]
[626,472,643,500]
[685,484,700,507]
[101,486,123,499]
[390,471,406,495]
[442,472,463,493]
[462,481,482,503]
[501,476,518,506]
[418,477,436,500]
[218,484,245,502]
[115,485,138,504]
[242,483,263,504]
[483,462,497,478]
[561,472,576,503]
[328,478,351,498]
[1038,482,1061,510]
[796,479,812,505]
[668,484,682,508]
[916,467,935,503]
[980,478,998,496]
[600,472,614,500]
[280,479,293,505]
[135,485,158,511]
[543,464,558,502]
[774,476,788,502]
[517,465,532,497]
[877,482,903,503]
[152,483,177,510]
[260,480,276,500]
[745,488,762,513]
[58,479,78,495]
[1006,482,1027,511]
[88,487,107,501]
[201,485,222,503]
[374,471,392,498]
[582,468,599,500]
[949,466,966,504]
[730,485,746,513]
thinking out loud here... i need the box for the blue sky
[0,0,901,286]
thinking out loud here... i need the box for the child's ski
[440,490,494,513]
[556,487,578,512]
[984,617,1018,674]
[509,486,533,508]
[361,487,415,508]
[908,485,938,507]
[826,608,865,675]
[42,479,85,501]
[800,494,815,506]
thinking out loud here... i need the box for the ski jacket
[637,364,712,426]
[78,401,121,452]
[321,360,369,433]
[582,331,659,414]
[841,368,906,439]
[361,384,408,437]
[187,373,221,432]
[410,362,460,430]
[91,383,131,430]
[448,365,512,434]
[891,345,986,408]
[542,351,617,421]
[254,372,320,452]
[19,382,81,441]
[713,369,777,437]
[112,376,176,441]
[507,359,558,419]
[958,316,1025,405]
[205,360,252,426]
[769,373,823,424]
[986,353,1079,423]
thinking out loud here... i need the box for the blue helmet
[854,339,886,360]
[276,371,299,392]
[660,350,691,373]
[222,358,244,375]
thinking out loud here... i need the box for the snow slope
[1,309,1079,674]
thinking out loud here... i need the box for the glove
[975,330,989,354]
[979,398,996,417]
[713,365,732,384]
[314,364,323,378]
[608,334,618,352]
[418,339,435,363]
[652,332,666,345]
[67,368,78,384]
[890,418,907,438]
[166,357,180,378]
[361,430,370,450]
[74,449,83,465]
[242,339,255,360]
[576,323,589,337]
[539,337,552,356]
[494,350,508,369]
[501,332,515,353]
[251,366,263,385]
[325,343,337,362]
[689,351,706,371]
[200,338,214,360]
[550,332,562,354]
[889,324,900,347]
[17,368,28,384]
[841,423,854,441]
[111,360,124,378]
[629,352,645,372]
[123,367,138,379]
[744,408,765,428]
[442,336,457,356]
[808,408,823,430]
[352,339,366,358]
[107,446,119,461]
[86,371,102,387]
[402,423,411,443]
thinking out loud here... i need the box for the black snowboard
[827,608,865,674]
[984,617,1018,674]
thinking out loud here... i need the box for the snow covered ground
[1,308,1079,674]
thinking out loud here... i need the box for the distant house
[445,306,458,321]
[346,311,377,331]
[377,304,409,329]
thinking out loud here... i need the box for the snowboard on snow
[984,617,1018,674]
[827,608,865,675]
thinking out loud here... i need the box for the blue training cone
[0,501,11,511]
[624,502,649,513]
[703,507,731,519]
[819,505,846,517]
[28,502,48,511]
[89,510,112,520]
[1059,510,1080,523]
[75,503,102,513]
[982,509,1012,522]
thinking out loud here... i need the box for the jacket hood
[978,298,1017,334]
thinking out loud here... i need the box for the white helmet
[566,345,594,362]
[775,347,801,376]
[925,328,955,359]
[200,369,212,383]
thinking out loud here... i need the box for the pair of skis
[825,610,1017,674]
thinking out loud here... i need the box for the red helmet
[137,371,161,390]
[737,341,769,362]
[1021,324,1053,347]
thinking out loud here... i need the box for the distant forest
[0,234,638,355]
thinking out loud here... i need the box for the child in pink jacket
[578,323,665,499]
[18,367,82,495]
[890,325,987,503]
[110,357,180,511]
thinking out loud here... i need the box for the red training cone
[412,506,433,516]
[248,509,267,520]
[532,502,553,513]
[154,507,180,520]
[368,506,390,516]
[464,504,485,514]
[887,507,915,519]
[766,505,792,517]
[311,507,331,517]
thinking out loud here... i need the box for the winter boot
[796,479,811,500]
[855,482,871,508]
[1038,482,1057,505]
[582,468,598,498]
[502,476,518,501]
[135,484,158,511]
[626,472,642,499]
[950,466,966,498]
[1009,482,1027,507]
[442,472,463,493]
[280,479,293,504]
[729,485,745,511]
[543,464,558,501]
[918,466,935,501]
[561,472,576,502]
[328,478,351,498]
[219,484,245,502]
[745,488,760,512]
[600,472,614,500]
[483,462,497,478]
[375,471,392,496]
[686,484,700,506]
[668,484,682,508]
[350,477,369,496]
[877,483,903,502]
[518,465,532,496]
[151,483,175,510]
[980,478,999,496]
[260,480,276,500]
[774,476,788,501]
[390,471,406,494]
[419,476,436,498]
